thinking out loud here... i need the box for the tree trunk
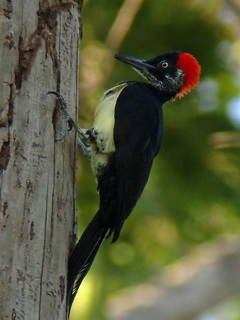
[0,1,82,319]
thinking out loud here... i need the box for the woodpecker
[51,51,201,312]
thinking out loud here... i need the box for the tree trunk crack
[0,141,10,170]
[38,181,49,319]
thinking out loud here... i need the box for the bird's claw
[47,91,91,158]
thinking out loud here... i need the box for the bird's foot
[47,91,91,158]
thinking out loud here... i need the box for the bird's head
[114,52,201,99]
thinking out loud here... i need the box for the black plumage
[67,82,164,309]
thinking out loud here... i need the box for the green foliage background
[70,0,240,319]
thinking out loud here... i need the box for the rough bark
[107,237,240,320]
[0,1,82,319]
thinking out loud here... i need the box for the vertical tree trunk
[0,1,82,319]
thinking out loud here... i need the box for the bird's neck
[124,81,177,104]
[146,82,177,104]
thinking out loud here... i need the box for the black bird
[65,51,201,311]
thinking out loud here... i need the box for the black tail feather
[67,211,107,312]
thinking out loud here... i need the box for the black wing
[111,82,163,241]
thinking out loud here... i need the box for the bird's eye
[161,61,168,68]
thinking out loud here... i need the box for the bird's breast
[90,83,127,178]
